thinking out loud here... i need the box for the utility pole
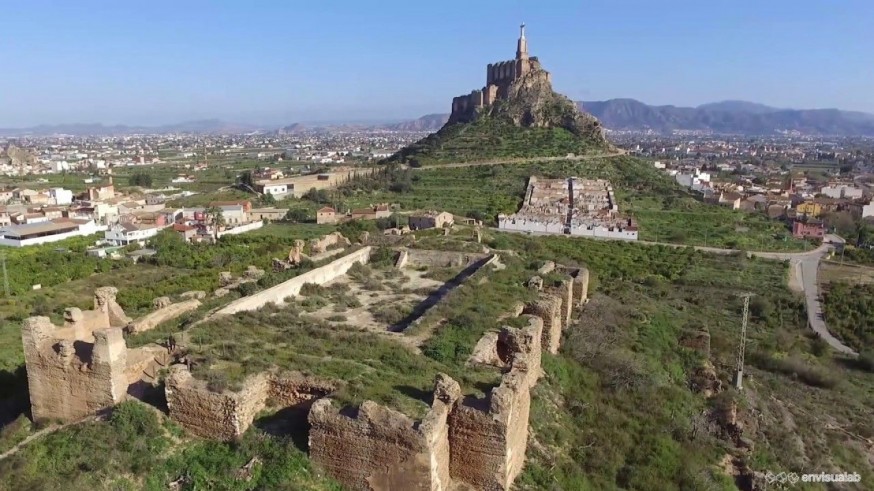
[734,293,753,390]
[0,252,8,297]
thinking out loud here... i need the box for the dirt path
[0,416,98,461]
[413,151,625,170]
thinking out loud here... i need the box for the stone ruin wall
[125,298,202,334]
[448,316,543,491]
[523,293,563,354]
[214,246,372,316]
[22,318,129,423]
[308,374,460,491]
[399,248,490,269]
[307,316,544,491]
[20,287,203,423]
[165,366,337,441]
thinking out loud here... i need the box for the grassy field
[385,114,606,166]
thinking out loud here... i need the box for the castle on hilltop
[449,24,552,123]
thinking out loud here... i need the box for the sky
[0,0,872,127]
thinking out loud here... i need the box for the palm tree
[204,206,226,241]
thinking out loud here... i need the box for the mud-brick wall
[447,372,533,491]
[21,318,128,423]
[401,248,489,269]
[268,372,336,407]
[215,247,371,315]
[126,299,201,334]
[165,366,269,441]
[523,293,563,354]
[308,374,460,491]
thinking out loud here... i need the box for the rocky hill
[387,113,448,132]
[386,66,612,166]
[580,98,874,136]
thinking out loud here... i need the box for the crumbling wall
[21,317,128,422]
[559,278,574,326]
[309,232,351,254]
[575,267,590,303]
[448,316,543,491]
[308,374,461,491]
[268,372,338,407]
[165,367,339,441]
[523,293,563,354]
[165,366,270,441]
[125,299,201,334]
[400,248,489,269]
[215,247,372,315]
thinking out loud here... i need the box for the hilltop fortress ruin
[450,23,550,124]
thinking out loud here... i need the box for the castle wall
[125,299,201,334]
[164,366,270,441]
[165,367,338,441]
[308,374,461,491]
[22,318,128,422]
[575,267,590,303]
[523,294,563,354]
[448,316,542,490]
[215,246,372,315]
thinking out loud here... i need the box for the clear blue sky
[1,0,872,126]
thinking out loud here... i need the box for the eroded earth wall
[215,246,372,315]
[308,374,461,491]
[126,299,202,334]
[22,318,128,422]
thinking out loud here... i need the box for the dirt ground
[820,261,874,285]
[301,268,444,336]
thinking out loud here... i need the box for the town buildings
[409,211,454,230]
[0,219,104,247]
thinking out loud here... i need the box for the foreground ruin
[19,243,590,491]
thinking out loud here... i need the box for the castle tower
[516,23,531,78]
[516,23,529,61]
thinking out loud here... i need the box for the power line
[734,293,754,390]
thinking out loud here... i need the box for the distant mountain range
[5,100,874,137]
[578,99,874,136]
[0,119,263,137]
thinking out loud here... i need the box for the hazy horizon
[2,0,872,127]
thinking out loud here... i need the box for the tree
[239,170,255,190]
[204,206,226,240]
[129,172,153,188]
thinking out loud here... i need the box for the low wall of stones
[126,299,202,334]
[22,318,129,423]
[165,367,338,441]
[215,247,372,315]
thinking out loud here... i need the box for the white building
[49,187,73,206]
[260,182,288,196]
[50,161,71,172]
[863,203,874,218]
[0,219,105,247]
[104,223,161,246]
[821,185,864,199]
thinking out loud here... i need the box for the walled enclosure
[20,288,170,422]
[165,366,337,441]
[214,246,372,315]
[307,315,545,491]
